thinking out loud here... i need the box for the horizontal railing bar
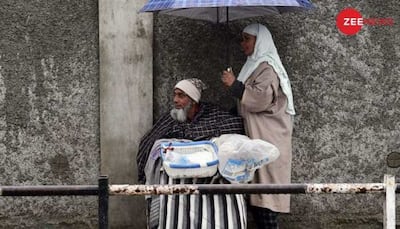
[0,184,398,196]
[0,185,98,196]
[109,183,399,196]
[200,184,308,194]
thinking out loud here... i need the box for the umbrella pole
[226,7,231,68]
[218,7,231,69]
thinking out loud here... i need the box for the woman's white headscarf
[237,23,295,116]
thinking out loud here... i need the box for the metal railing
[0,175,398,229]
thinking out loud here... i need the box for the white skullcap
[174,78,207,103]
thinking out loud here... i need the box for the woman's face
[240,32,256,56]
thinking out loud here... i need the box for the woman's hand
[221,69,236,87]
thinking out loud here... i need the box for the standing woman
[221,23,295,228]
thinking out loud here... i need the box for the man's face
[240,32,256,56]
[173,88,192,109]
[171,88,193,122]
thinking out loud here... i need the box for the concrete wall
[0,0,99,228]
[99,0,152,228]
[0,0,153,228]
[152,0,400,228]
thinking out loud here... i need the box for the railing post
[384,174,396,229]
[98,175,109,229]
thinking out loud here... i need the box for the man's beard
[170,103,192,122]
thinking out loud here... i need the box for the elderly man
[137,78,246,229]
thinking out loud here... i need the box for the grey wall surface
[99,0,152,228]
[0,1,99,228]
[153,0,400,228]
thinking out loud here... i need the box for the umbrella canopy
[139,0,315,66]
[139,0,314,23]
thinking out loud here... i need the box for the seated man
[137,78,247,229]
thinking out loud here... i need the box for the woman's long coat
[239,62,293,213]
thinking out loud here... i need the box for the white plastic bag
[213,134,280,183]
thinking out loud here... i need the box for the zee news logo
[336,8,395,35]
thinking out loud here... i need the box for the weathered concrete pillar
[99,0,152,227]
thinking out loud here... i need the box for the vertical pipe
[98,175,109,229]
[384,174,396,229]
